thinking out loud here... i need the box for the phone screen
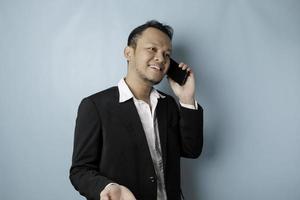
[167,58,189,85]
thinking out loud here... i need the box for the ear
[124,46,133,61]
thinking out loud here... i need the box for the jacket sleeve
[179,102,204,158]
[69,98,112,200]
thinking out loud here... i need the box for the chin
[149,77,163,85]
[142,73,165,85]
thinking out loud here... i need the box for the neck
[124,75,152,103]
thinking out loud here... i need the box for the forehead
[137,27,172,50]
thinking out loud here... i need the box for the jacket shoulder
[85,86,119,105]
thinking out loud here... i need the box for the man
[70,20,203,200]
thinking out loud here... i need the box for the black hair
[127,20,173,48]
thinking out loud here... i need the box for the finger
[100,187,112,200]
[122,197,136,200]
[100,188,109,196]
[186,68,194,77]
[181,64,188,71]
[100,193,110,200]
[188,68,194,76]
[121,192,137,200]
[178,62,185,68]
[120,185,137,200]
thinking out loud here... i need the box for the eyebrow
[146,42,172,52]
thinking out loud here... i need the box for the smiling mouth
[149,64,163,71]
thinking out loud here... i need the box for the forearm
[70,97,112,200]
[179,104,204,158]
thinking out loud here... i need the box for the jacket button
[149,176,155,183]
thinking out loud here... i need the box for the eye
[148,47,156,52]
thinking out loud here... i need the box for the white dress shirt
[117,78,197,200]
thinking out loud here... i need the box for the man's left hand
[168,62,196,105]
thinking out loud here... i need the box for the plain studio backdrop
[0,0,299,200]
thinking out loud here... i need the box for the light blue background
[1,0,299,200]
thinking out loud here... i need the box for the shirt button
[149,176,155,183]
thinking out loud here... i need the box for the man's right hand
[100,184,136,200]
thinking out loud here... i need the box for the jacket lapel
[117,99,154,164]
[115,88,169,175]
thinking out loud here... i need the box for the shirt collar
[118,78,165,103]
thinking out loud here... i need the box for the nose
[154,52,166,64]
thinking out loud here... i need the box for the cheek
[137,51,151,61]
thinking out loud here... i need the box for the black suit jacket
[70,86,203,200]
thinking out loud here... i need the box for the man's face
[125,27,172,85]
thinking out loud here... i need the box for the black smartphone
[167,58,189,85]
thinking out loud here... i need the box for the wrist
[179,97,195,105]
